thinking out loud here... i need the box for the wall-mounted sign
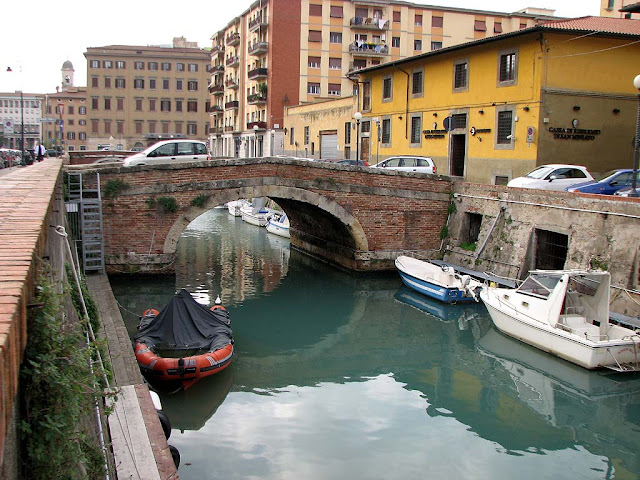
[470,127,491,136]
[422,129,447,139]
[526,126,535,144]
[549,127,600,140]
[443,116,456,131]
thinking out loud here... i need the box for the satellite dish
[443,116,457,131]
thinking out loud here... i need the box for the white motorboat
[240,198,275,227]
[395,256,483,304]
[479,269,640,372]
[227,199,249,217]
[266,213,290,238]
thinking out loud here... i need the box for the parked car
[565,169,640,195]
[507,164,593,191]
[370,156,436,174]
[336,159,370,167]
[614,186,639,197]
[123,140,210,167]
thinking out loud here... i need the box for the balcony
[212,44,225,56]
[211,64,224,73]
[209,83,224,95]
[249,16,268,32]
[247,121,267,130]
[248,93,267,105]
[349,17,390,30]
[210,105,223,115]
[248,67,268,80]
[225,125,236,132]
[225,78,239,89]
[226,32,240,46]
[248,41,268,56]
[209,126,223,135]
[226,55,240,68]
[348,42,389,57]
[225,100,239,110]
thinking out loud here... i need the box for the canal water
[110,208,640,480]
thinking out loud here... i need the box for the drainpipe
[393,65,410,139]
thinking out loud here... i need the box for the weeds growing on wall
[20,268,110,479]
[190,194,209,208]
[147,196,179,214]
[103,179,130,199]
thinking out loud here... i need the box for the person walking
[34,143,46,162]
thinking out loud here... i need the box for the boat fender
[169,445,180,469]
[157,409,172,440]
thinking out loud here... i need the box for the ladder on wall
[67,172,105,274]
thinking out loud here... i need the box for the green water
[110,208,640,480]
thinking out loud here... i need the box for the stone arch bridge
[70,157,452,273]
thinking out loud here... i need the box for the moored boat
[395,255,483,304]
[134,289,234,390]
[227,199,249,217]
[479,269,640,372]
[266,212,290,238]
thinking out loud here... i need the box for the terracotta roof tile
[539,16,640,35]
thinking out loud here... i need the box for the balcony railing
[226,55,240,67]
[212,44,225,56]
[247,93,267,104]
[209,83,224,95]
[211,65,224,73]
[349,17,390,30]
[225,100,239,110]
[248,41,268,56]
[225,125,236,132]
[226,32,240,46]
[225,78,239,89]
[209,126,223,135]
[249,16,268,32]
[348,42,389,56]
[247,121,267,130]
[210,105,223,114]
[248,67,268,80]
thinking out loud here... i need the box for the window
[116,61,125,69]
[79,106,86,115]
[453,60,468,91]
[496,109,513,146]
[104,98,111,110]
[161,62,171,71]
[90,60,99,68]
[149,99,156,111]
[494,22,503,33]
[149,121,156,134]
[161,100,171,112]
[104,77,111,88]
[135,61,144,70]
[520,22,527,29]
[309,30,322,42]
[103,60,112,69]
[498,49,517,85]
[412,70,423,96]
[329,57,342,70]
[148,62,158,70]
[91,77,99,88]
[117,98,124,111]
[177,63,185,71]
[362,81,371,111]
[162,122,170,134]
[431,41,442,50]
[104,120,111,134]
[135,121,143,134]
[188,81,198,91]
[308,56,321,68]
[474,20,487,32]
[432,16,443,28]
[330,6,343,17]
[290,126,295,145]
[392,37,400,48]
[328,83,341,96]
[79,132,86,140]
[91,119,99,133]
[68,106,74,115]
[309,4,322,16]
[175,122,183,134]
[344,122,351,144]
[393,11,401,22]
[415,14,422,26]
[607,0,615,8]
[117,121,124,134]
[115,78,125,88]
[381,118,391,145]
[176,100,183,112]
[382,77,392,101]
[149,79,157,90]
[451,113,467,130]
[163,79,170,90]
[330,32,342,43]
[91,98,98,110]
[134,78,144,89]
[414,39,422,51]
[304,126,310,145]
[135,99,143,111]
[307,82,320,95]
[176,79,183,90]
[187,100,198,112]
[188,64,197,72]
[410,115,422,146]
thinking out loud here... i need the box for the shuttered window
[330,6,343,17]
[309,4,322,16]
[382,77,392,100]
[432,16,443,27]
[309,30,322,42]
[474,20,487,31]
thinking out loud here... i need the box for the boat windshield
[516,273,561,298]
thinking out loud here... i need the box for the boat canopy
[134,289,233,352]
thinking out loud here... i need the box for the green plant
[259,82,267,97]
[459,241,477,252]
[440,224,449,240]
[190,194,209,208]
[147,196,179,214]
[103,179,130,198]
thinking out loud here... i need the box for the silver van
[123,140,209,167]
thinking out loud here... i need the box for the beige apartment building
[600,0,640,18]
[208,0,557,158]
[84,37,211,150]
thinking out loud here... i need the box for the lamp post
[16,90,25,165]
[630,74,640,198]
[353,111,362,164]
[253,124,259,157]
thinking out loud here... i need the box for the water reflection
[109,209,640,480]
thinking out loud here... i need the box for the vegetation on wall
[190,194,209,208]
[146,196,179,214]
[103,179,130,199]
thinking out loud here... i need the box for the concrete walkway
[86,274,179,480]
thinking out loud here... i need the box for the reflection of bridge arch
[164,185,369,257]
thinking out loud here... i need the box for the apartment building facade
[208,0,557,158]
[0,92,43,153]
[600,0,640,18]
[84,38,211,150]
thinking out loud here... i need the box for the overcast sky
[1,0,600,94]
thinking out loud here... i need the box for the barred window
[454,61,468,90]
[304,126,310,145]
[382,77,392,100]
[345,122,351,144]
[452,113,467,130]
[381,118,391,144]
[412,70,423,96]
[410,116,422,145]
[497,110,513,144]
[499,51,517,84]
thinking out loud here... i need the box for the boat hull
[397,270,476,304]
[241,211,270,226]
[266,217,290,238]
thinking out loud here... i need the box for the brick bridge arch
[85,157,452,273]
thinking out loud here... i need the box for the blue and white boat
[394,255,482,304]
[266,213,290,238]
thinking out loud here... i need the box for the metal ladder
[67,172,105,274]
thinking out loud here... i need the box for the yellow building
[346,16,640,183]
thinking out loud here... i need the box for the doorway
[534,229,568,270]
[450,134,466,177]
[361,137,370,162]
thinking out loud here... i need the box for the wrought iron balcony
[211,65,224,73]
[248,41,268,56]
[224,125,236,132]
[247,121,267,130]
[226,55,240,67]
[248,67,268,80]
[349,16,390,30]
[209,83,224,95]
[225,78,239,89]
[249,16,268,32]
[210,105,223,114]
[209,126,223,135]
[247,93,267,104]
[348,42,389,57]
[226,32,240,46]
[225,100,239,110]
[212,44,225,56]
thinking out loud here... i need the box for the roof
[62,60,73,69]
[620,2,640,13]
[350,16,640,76]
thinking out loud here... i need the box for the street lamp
[16,90,24,166]
[630,74,640,197]
[353,111,362,164]
[253,124,259,157]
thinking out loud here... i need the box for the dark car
[565,169,639,195]
[336,159,370,167]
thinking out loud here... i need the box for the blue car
[565,169,640,195]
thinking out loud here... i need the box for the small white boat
[395,256,483,304]
[227,199,249,217]
[240,198,275,227]
[266,213,290,238]
[480,269,640,372]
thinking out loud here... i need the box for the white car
[370,156,436,174]
[507,164,593,191]
[123,140,209,167]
